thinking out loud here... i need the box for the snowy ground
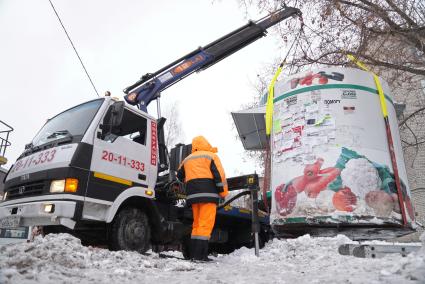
[1,233,424,284]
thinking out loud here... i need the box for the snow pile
[1,233,424,283]
[341,158,381,197]
[0,234,199,284]
[383,232,425,281]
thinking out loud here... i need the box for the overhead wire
[48,0,100,97]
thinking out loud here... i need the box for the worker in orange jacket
[177,136,228,261]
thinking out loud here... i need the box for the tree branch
[384,0,418,28]
[353,53,425,76]
[398,106,425,126]
[401,122,420,165]
[401,139,425,147]
[339,0,425,54]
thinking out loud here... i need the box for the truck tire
[109,207,151,253]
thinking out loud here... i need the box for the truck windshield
[31,99,103,147]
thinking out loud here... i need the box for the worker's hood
[192,136,217,153]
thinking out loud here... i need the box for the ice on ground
[0,233,424,284]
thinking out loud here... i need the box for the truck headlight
[50,178,78,193]
[2,192,7,201]
[50,180,65,193]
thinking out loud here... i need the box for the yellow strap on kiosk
[347,54,408,226]
[265,63,284,135]
[346,54,388,118]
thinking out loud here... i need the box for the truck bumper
[0,200,77,229]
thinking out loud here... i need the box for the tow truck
[0,7,300,255]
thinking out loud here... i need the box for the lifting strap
[347,54,408,226]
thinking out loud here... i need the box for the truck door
[89,104,152,201]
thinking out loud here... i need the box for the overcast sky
[0,0,287,176]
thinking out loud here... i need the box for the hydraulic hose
[217,190,251,209]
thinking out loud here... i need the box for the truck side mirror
[101,101,125,140]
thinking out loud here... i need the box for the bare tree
[162,102,185,150]
[239,0,424,74]
[237,0,425,182]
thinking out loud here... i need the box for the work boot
[200,240,213,262]
[190,239,202,261]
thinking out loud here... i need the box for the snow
[1,233,424,283]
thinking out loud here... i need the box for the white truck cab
[0,97,167,251]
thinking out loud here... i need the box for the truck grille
[7,181,47,199]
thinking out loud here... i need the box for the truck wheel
[109,207,151,253]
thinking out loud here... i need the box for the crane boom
[124,6,301,111]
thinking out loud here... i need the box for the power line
[48,0,100,97]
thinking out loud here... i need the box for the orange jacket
[177,136,228,205]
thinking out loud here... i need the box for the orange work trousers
[191,202,217,239]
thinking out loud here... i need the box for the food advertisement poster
[270,67,415,227]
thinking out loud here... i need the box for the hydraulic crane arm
[124,6,301,111]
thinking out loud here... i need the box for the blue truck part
[123,7,301,112]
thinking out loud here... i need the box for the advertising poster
[270,67,415,227]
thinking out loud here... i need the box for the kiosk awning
[231,106,267,150]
